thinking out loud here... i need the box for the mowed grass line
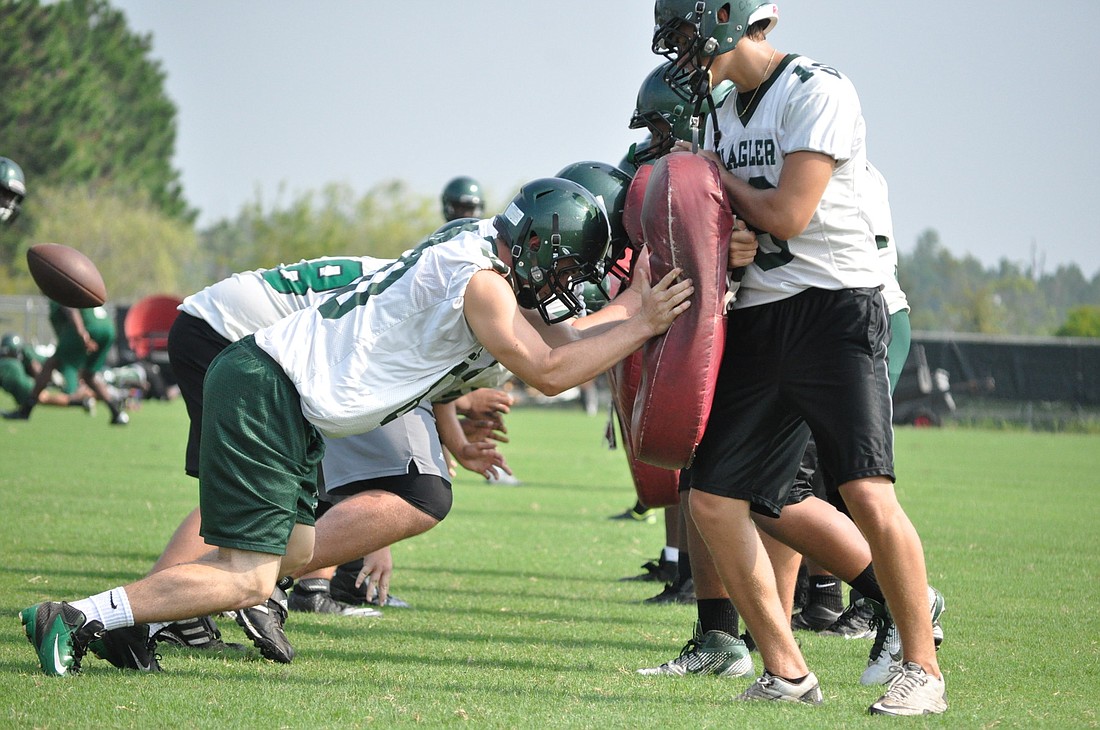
[1,401,1098,728]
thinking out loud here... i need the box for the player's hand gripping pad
[631,152,732,470]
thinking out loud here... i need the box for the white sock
[662,546,680,563]
[147,621,170,635]
[70,587,134,631]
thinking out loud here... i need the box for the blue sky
[113,1,1100,278]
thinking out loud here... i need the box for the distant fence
[914,331,1100,429]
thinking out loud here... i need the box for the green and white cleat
[20,602,101,676]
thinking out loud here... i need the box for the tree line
[2,0,1098,337]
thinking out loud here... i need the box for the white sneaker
[736,671,823,705]
[868,662,947,715]
[861,586,945,686]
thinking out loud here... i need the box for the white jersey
[253,220,507,438]
[708,53,883,308]
[862,162,910,315]
[179,256,386,342]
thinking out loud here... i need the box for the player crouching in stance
[19,177,693,676]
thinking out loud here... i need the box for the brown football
[26,243,108,308]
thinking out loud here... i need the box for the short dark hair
[745,18,770,41]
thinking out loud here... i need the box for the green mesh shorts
[198,336,324,555]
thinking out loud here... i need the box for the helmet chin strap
[688,69,722,152]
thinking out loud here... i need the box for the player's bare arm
[680,144,835,241]
[463,268,692,396]
[433,400,508,480]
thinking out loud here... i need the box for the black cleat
[644,578,695,605]
[89,624,162,672]
[233,586,294,663]
[154,616,244,651]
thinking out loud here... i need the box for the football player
[4,302,129,424]
[440,175,485,221]
[0,156,26,224]
[101,253,510,665]
[20,177,692,676]
[649,0,945,714]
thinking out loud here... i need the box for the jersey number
[261,258,365,295]
[747,177,794,270]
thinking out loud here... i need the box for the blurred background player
[3,301,128,424]
[2,160,126,424]
[0,156,26,224]
[0,332,93,411]
[440,176,485,221]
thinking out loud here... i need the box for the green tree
[0,0,192,278]
[197,181,440,287]
[1055,306,1100,338]
[29,184,199,303]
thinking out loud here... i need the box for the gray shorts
[321,402,452,521]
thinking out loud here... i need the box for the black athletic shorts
[319,461,452,522]
[690,287,895,517]
[167,312,232,478]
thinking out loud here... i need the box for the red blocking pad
[607,349,680,508]
[631,151,733,470]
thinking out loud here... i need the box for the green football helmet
[629,62,734,163]
[554,161,633,285]
[0,157,26,224]
[441,176,485,221]
[1,332,23,358]
[652,1,779,99]
[494,178,611,324]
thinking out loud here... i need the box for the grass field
[1,399,1099,728]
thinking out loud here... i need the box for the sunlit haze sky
[113,1,1100,277]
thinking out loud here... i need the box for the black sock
[848,563,885,604]
[697,598,739,636]
[807,575,843,612]
[677,551,692,583]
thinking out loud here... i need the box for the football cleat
[790,602,843,633]
[154,616,244,651]
[20,602,101,676]
[287,578,382,617]
[620,555,677,583]
[861,586,945,686]
[637,622,753,677]
[608,505,657,524]
[233,585,294,663]
[868,662,948,715]
[736,671,824,705]
[89,624,162,672]
[643,577,695,605]
[819,597,876,639]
